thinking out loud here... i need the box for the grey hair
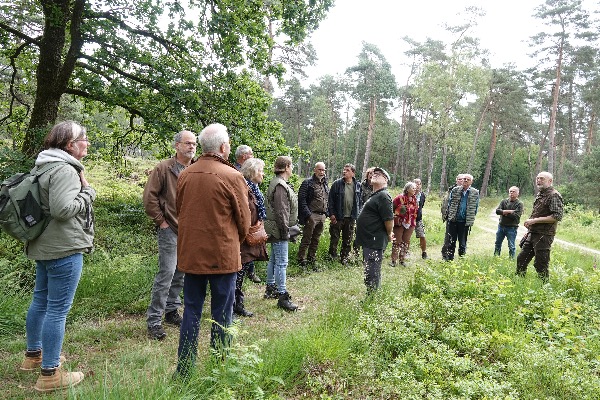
[235,145,253,159]
[199,123,229,153]
[173,130,196,145]
[344,163,356,173]
[43,120,86,150]
[241,157,265,180]
[403,181,417,194]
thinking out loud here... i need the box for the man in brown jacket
[143,130,196,340]
[175,123,250,378]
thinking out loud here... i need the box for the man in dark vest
[442,174,479,261]
[516,171,564,281]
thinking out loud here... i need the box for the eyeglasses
[179,141,197,147]
[73,138,90,143]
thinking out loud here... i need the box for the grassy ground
[1,170,599,399]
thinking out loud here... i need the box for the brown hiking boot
[20,352,66,371]
[34,366,84,392]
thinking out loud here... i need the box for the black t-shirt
[355,188,394,250]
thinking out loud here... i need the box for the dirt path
[479,211,600,256]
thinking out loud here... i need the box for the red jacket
[176,154,251,274]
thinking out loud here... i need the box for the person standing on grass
[516,172,563,282]
[21,121,94,392]
[143,130,196,341]
[328,163,361,265]
[234,157,269,317]
[391,181,418,267]
[355,168,394,294]
[494,186,524,259]
[442,174,479,261]
[413,178,428,259]
[263,156,300,311]
[234,144,261,284]
[175,123,250,378]
[441,174,464,257]
[297,162,329,271]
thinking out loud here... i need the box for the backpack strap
[31,161,74,178]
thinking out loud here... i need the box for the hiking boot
[390,261,397,267]
[422,252,428,259]
[277,292,298,312]
[148,325,167,340]
[20,352,66,371]
[233,303,254,317]
[264,284,278,299]
[34,366,84,392]
[164,310,183,327]
[247,272,261,283]
[399,261,406,267]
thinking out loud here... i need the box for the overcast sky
[302,0,588,85]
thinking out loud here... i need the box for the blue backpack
[0,162,65,242]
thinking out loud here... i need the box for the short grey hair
[403,181,417,194]
[199,123,229,153]
[241,158,265,180]
[173,130,196,145]
[235,145,253,159]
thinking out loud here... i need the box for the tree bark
[361,98,376,178]
[547,34,564,176]
[480,120,498,198]
[23,0,85,157]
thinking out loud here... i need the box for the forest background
[1,0,600,208]
[2,1,600,399]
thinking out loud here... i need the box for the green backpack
[0,162,65,242]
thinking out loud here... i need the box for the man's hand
[330,215,337,225]
[159,221,170,229]
[502,209,515,215]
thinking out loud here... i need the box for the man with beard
[516,172,563,281]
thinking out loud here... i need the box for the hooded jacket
[26,149,95,260]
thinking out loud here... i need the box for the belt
[313,211,327,215]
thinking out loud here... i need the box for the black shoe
[148,325,166,340]
[264,284,279,299]
[422,252,428,259]
[399,261,406,267]
[164,310,183,327]
[247,272,261,283]
[233,303,254,317]
[390,261,397,267]
[277,292,298,312]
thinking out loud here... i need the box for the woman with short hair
[234,157,268,317]
[20,120,95,392]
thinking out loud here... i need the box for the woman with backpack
[20,121,95,392]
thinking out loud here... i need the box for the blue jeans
[176,272,236,376]
[266,240,288,294]
[147,227,184,327]
[26,253,83,369]
[494,224,518,258]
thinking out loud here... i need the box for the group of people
[18,120,565,391]
[440,172,564,283]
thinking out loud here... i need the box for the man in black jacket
[328,163,361,265]
[297,162,328,270]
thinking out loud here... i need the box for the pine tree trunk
[480,120,498,198]
[362,98,376,178]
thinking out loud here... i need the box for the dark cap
[373,167,390,181]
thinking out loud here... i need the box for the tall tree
[346,42,397,178]
[530,0,594,177]
[0,0,333,156]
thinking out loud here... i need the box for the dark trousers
[516,232,554,281]
[363,247,383,293]
[442,221,469,260]
[329,217,355,261]
[298,213,326,262]
[235,262,251,306]
[176,272,236,376]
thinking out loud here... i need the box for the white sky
[302,0,579,85]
